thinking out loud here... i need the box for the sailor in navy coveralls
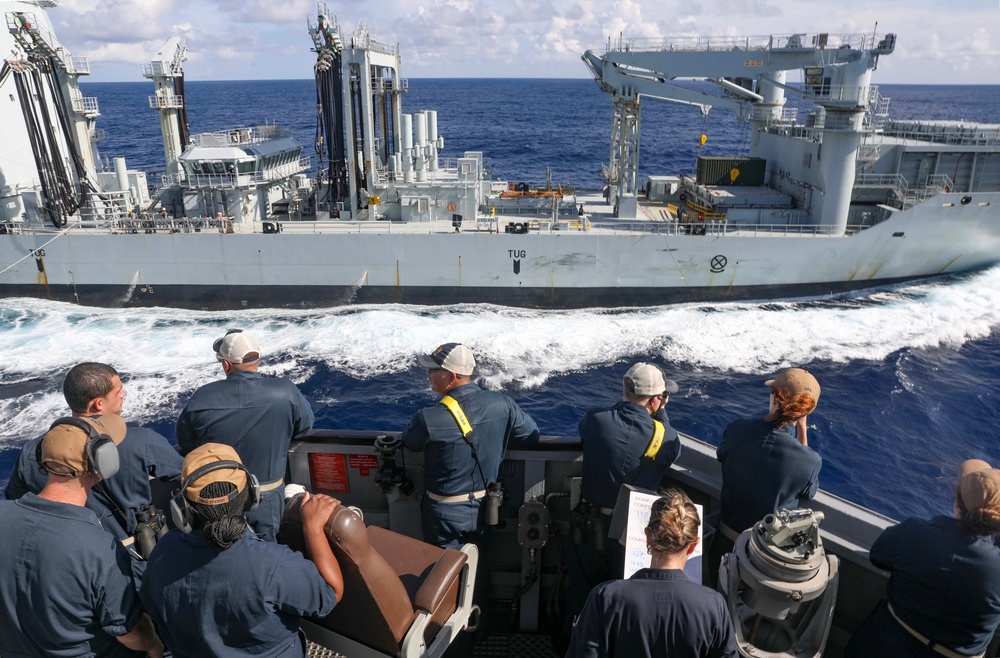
[846,459,1000,658]
[176,329,315,541]
[141,443,342,658]
[564,362,682,641]
[0,415,164,657]
[567,488,737,658]
[401,342,539,549]
[4,362,182,572]
[708,367,822,587]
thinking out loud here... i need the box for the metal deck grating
[472,633,560,658]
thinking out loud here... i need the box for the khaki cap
[40,415,126,476]
[624,363,679,396]
[765,368,821,402]
[958,459,1000,513]
[181,443,248,505]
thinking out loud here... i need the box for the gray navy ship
[1,0,999,310]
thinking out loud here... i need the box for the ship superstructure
[0,1,998,309]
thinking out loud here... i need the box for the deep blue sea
[2,79,999,524]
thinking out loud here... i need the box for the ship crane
[144,37,190,183]
[582,31,895,233]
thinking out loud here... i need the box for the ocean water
[2,79,999,524]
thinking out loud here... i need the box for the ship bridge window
[238,161,255,174]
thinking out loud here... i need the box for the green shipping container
[696,157,767,186]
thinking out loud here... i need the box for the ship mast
[144,37,190,184]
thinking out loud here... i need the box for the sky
[33,0,1000,84]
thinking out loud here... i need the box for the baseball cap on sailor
[40,415,127,476]
[417,342,476,376]
[214,329,261,364]
[765,368,821,402]
[624,363,679,396]
[181,443,249,505]
[958,459,1000,513]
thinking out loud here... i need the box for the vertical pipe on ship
[113,157,131,212]
[427,110,439,172]
[414,111,427,182]
[401,114,414,183]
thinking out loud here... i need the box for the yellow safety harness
[643,419,666,460]
[439,395,489,490]
[439,395,473,438]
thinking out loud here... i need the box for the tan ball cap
[765,368,821,402]
[958,459,1000,513]
[181,443,249,505]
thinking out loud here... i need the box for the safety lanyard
[642,419,666,460]
[440,395,473,438]
[439,395,488,489]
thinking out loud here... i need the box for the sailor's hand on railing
[301,492,342,535]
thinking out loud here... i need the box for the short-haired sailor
[0,415,164,657]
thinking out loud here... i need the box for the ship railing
[605,32,886,55]
[906,175,954,207]
[142,61,183,78]
[853,173,953,209]
[589,220,886,238]
[71,95,100,116]
[64,55,90,75]
[165,158,311,189]
[880,121,1000,146]
[802,84,872,108]
[371,77,407,93]
[190,126,291,147]
[755,106,798,125]
[349,32,398,56]
[148,93,185,109]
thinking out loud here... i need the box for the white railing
[606,32,887,55]
[148,94,184,109]
[72,96,100,115]
[349,33,398,56]
[65,55,90,75]
[190,126,291,147]
[881,121,1000,146]
[165,157,311,189]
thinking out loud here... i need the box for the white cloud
[38,0,1000,83]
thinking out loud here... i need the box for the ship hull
[0,277,949,310]
[2,192,998,309]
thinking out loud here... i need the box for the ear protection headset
[169,460,261,534]
[36,416,121,480]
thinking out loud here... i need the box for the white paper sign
[620,489,703,583]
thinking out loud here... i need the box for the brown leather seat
[279,496,475,657]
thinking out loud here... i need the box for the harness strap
[440,395,473,438]
[642,419,666,460]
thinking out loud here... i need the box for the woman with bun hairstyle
[846,459,1000,657]
[706,367,822,586]
[567,488,737,658]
